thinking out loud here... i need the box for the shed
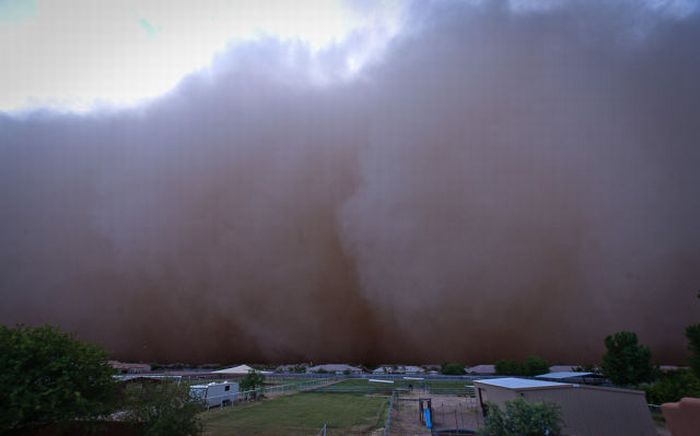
[473,378,656,436]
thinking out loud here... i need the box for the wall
[524,386,656,436]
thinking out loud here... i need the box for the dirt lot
[388,391,482,435]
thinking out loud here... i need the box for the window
[225,385,230,391]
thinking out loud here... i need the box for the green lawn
[313,378,473,395]
[200,392,388,435]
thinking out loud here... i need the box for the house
[213,364,271,375]
[548,364,579,372]
[467,364,496,375]
[275,364,308,373]
[404,365,425,374]
[473,378,656,436]
[109,361,151,374]
[189,381,239,408]
[372,365,425,375]
[307,364,363,375]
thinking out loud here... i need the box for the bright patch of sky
[0,0,403,112]
[0,0,36,23]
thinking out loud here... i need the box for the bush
[123,382,203,436]
[644,369,700,404]
[441,362,466,375]
[686,324,700,379]
[495,356,550,376]
[0,325,117,431]
[240,370,265,400]
[524,356,550,376]
[601,331,654,385]
[495,360,523,376]
[478,397,563,436]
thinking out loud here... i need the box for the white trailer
[189,381,239,408]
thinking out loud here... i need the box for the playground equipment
[418,398,433,429]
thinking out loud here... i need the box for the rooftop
[474,377,571,390]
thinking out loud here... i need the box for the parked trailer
[189,381,239,408]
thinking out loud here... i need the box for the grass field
[313,378,474,395]
[200,392,389,435]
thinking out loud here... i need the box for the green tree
[0,325,117,431]
[601,331,654,385]
[478,397,562,436]
[123,381,203,436]
[686,324,700,379]
[495,356,549,376]
[644,369,700,404]
[240,369,265,400]
[441,362,466,375]
[523,356,550,376]
[495,360,524,375]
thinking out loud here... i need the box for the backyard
[200,392,389,435]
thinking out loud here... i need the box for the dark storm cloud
[1,0,699,364]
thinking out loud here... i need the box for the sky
[0,0,402,111]
[1,0,699,365]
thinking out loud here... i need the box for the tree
[686,323,700,379]
[495,356,549,376]
[478,397,562,436]
[0,325,117,431]
[644,369,700,404]
[495,360,524,376]
[523,356,550,376]
[601,331,654,385]
[240,370,265,400]
[441,362,466,375]
[123,381,203,436]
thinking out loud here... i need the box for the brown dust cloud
[1,1,700,365]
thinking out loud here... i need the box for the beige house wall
[473,381,656,436]
[523,386,655,436]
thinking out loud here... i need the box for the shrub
[0,325,117,431]
[123,381,203,436]
[524,356,550,376]
[441,362,466,375]
[291,364,306,373]
[644,369,700,404]
[495,356,549,376]
[686,324,700,379]
[478,397,562,436]
[601,331,654,385]
[495,360,522,375]
[240,370,265,400]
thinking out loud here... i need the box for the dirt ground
[388,391,482,435]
